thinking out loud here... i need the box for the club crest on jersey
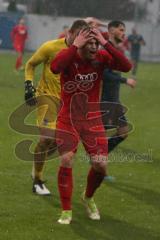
[74,63,79,69]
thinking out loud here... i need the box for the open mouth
[89,50,96,55]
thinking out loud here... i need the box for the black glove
[24,80,37,106]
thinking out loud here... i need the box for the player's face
[81,38,99,60]
[19,18,25,25]
[113,25,126,43]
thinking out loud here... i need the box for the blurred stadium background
[0,0,160,60]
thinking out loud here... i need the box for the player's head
[79,27,99,60]
[108,20,126,43]
[18,18,25,25]
[66,20,88,46]
[81,38,99,60]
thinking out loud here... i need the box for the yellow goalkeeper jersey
[25,38,67,98]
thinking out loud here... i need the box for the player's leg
[56,120,79,224]
[34,94,59,160]
[15,51,22,70]
[108,103,128,153]
[14,43,24,71]
[32,95,59,195]
[57,151,74,224]
[132,60,137,76]
[82,153,107,220]
[82,122,108,220]
[108,125,128,152]
[32,128,55,195]
[131,55,139,78]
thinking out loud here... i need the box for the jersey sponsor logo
[64,72,98,93]
[75,72,98,82]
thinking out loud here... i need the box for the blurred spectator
[128,28,145,78]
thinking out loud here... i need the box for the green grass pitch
[0,51,160,240]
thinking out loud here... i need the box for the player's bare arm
[126,78,136,88]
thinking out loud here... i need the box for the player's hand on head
[91,28,107,46]
[24,80,37,106]
[73,28,92,48]
[126,78,136,88]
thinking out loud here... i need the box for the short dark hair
[69,19,88,32]
[108,20,125,30]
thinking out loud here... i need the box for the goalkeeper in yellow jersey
[24,20,88,195]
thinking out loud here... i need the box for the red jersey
[11,24,28,51]
[101,31,109,40]
[50,42,132,122]
[118,37,130,53]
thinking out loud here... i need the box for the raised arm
[103,42,132,72]
[91,28,132,72]
[24,42,50,106]
[25,42,49,81]
[50,29,92,74]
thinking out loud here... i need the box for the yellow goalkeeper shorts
[36,94,60,129]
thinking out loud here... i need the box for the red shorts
[56,118,108,156]
[13,42,24,52]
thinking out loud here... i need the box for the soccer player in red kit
[50,27,132,224]
[11,18,28,71]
